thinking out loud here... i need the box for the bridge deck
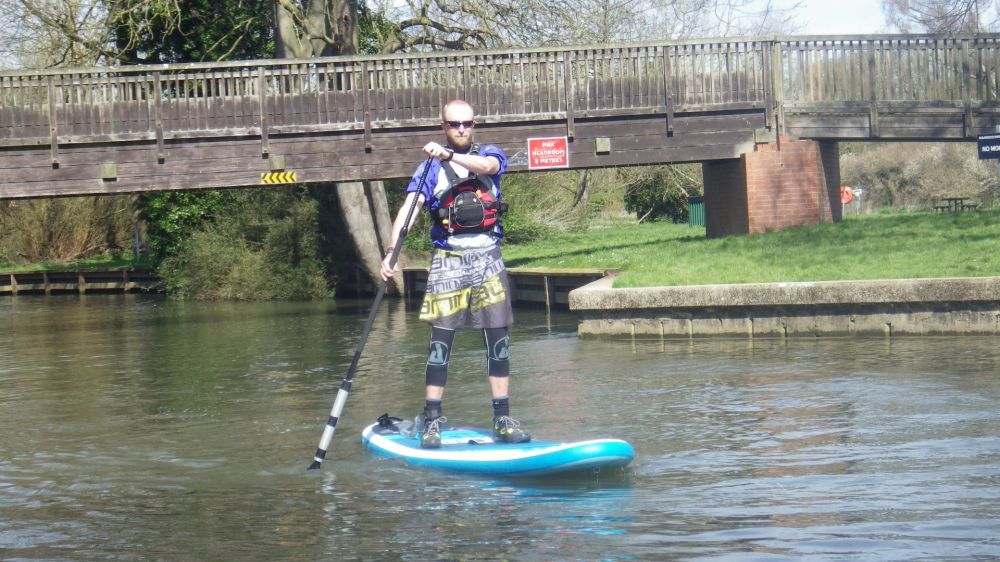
[3,35,1000,199]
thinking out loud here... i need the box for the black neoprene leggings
[424,326,510,387]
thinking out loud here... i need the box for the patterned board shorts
[419,247,514,330]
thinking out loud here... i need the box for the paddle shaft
[308,159,431,470]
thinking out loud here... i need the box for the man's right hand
[380,253,397,282]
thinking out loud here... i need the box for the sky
[765,0,889,35]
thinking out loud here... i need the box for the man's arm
[449,151,500,175]
[380,191,425,282]
[423,142,500,175]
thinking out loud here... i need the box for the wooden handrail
[3,34,1000,150]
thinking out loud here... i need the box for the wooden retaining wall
[0,269,161,295]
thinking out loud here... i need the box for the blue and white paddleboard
[361,415,634,476]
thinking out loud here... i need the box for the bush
[0,195,137,263]
[140,191,229,259]
[841,143,997,210]
[159,188,328,300]
[622,164,702,223]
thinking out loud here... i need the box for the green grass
[502,209,1000,288]
[0,252,156,274]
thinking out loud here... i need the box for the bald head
[441,99,474,121]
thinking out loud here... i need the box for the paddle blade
[307,461,322,470]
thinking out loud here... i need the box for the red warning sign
[527,137,570,170]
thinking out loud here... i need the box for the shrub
[622,164,702,223]
[841,143,997,210]
[0,195,137,263]
[159,188,327,300]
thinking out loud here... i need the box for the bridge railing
[3,35,1000,150]
[779,35,1000,106]
[0,40,770,149]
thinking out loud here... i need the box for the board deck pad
[361,415,634,476]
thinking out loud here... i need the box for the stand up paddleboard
[361,414,634,476]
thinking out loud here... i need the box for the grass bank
[0,252,155,274]
[502,209,1000,288]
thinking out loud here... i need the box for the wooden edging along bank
[0,269,161,295]
[568,275,1000,338]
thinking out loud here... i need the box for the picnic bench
[935,197,978,212]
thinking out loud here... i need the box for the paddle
[307,158,431,471]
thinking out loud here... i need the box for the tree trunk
[272,0,388,293]
[335,181,402,294]
[367,180,394,247]
[572,169,591,209]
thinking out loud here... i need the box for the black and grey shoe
[493,416,531,443]
[420,415,447,449]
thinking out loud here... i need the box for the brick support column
[701,137,841,238]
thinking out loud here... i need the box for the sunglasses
[443,120,475,129]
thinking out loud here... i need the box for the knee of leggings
[484,327,510,378]
[425,327,454,387]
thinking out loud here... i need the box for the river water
[2,295,999,561]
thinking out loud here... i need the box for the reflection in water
[2,295,1000,560]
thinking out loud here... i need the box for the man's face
[441,103,475,151]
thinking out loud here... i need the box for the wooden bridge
[3,34,1000,200]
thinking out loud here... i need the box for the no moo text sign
[977,133,1000,159]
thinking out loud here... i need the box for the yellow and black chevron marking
[260,171,298,184]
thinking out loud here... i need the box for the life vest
[433,146,508,236]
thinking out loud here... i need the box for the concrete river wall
[569,276,1000,338]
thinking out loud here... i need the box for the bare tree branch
[883,0,999,33]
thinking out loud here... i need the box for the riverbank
[503,209,1000,287]
[505,210,1000,338]
[569,275,1000,338]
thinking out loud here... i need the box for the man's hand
[423,142,451,160]
[379,252,397,282]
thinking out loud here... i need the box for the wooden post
[962,38,975,137]
[769,40,784,135]
[868,40,880,138]
[563,51,575,139]
[543,275,553,313]
[153,72,165,162]
[78,272,86,295]
[257,67,269,156]
[46,75,59,166]
[361,61,372,152]
[661,45,674,134]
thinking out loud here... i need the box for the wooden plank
[0,111,765,197]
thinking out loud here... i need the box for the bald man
[380,99,530,449]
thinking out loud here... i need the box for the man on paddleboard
[380,99,530,449]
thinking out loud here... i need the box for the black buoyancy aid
[433,145,509,236]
